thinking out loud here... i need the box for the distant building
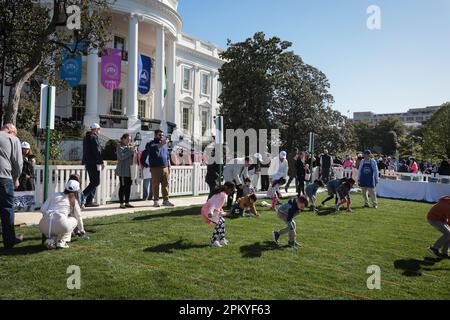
[353,106,440,126]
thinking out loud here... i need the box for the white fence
[34,164,209,207]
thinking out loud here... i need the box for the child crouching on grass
[334,178,355,213]
[232,193,259,217]
[427,195,450,259]
[305,180,324,212]
[272,195,308,248]
[201,182,236,248]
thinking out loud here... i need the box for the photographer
[116,133,137,209]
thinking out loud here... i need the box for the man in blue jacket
[82,123,104,207]
[358,150,379,209]
[146,130,174,208]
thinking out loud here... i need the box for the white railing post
[192,163,200,196]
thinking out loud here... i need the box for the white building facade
[56,0,223,147]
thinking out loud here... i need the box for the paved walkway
[16,189,301,227]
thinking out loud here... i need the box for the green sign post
[40,84,55,202]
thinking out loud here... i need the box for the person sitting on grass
[201,182,236,248]
[272,195,309,248]
[427,195,450,259]
[267,178,286,210]
[232,193,259,217]
[242,177,256,197]
[305,180,324,212]
[334,178,356,213]
[39,180,85,249]
[321,178,348,207]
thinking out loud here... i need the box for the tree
[422,102,450,159]
[353,120,376,152]
[0,0,112,124]
[219,32,353,155]
[219,32,291,132]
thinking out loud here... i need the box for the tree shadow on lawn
[394,257,449,276]
[144,239,209,254]
[133,207,200,221]
[240,241,288,259]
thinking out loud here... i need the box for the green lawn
[1,193,449,300]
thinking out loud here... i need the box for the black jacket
[295,159,306,179]
[18,156,35,191]
[206,163,222,185]
[82,131,103,167]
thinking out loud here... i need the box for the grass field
[0,193,449,300]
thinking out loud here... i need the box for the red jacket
[427,196,450,224]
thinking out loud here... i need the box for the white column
[193,66,201,140]
[167,37,176,125]
[127,14,139,129]
[155,25,166,132]
[84,49,99,127]
[211,71,218,135]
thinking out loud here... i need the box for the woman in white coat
[39,180,85,249]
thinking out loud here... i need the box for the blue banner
[60,44,82,87]
[138,54,152,94]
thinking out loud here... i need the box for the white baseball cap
[279,151,287,159]
[90,123,101,129]
[21,142,31,149]
[65,180,80,192]
[254,153,263,161]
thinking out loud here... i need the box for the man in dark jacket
[320,150,333,184]
[205,149,223,199]
[82,123,104,207]
[146,129,174,208]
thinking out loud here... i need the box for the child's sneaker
[428,246,444,258]
[334,205,339,212]
[288,240,301,248]
[272,231,280,244]
[56,240,70,249]
[220,239,229,246]
[210,240,223,248]
[346,208,353,213]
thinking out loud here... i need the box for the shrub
[102,139,119,161]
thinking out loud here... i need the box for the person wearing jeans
[140,148,153,201]
[427,196,450,259]
[82,123,104,207]
[116,133,135,209]
[146,130,174,208]
[358,150,379,209]
[0,123,23,249]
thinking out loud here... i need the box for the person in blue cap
[358,150,379,209]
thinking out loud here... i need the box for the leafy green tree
[219,32,353,155]
[353,120,376,152]
[422,102,450,159]
[0,0,113,124]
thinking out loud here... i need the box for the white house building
[56,0,224,149]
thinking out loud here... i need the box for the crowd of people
[0,122,448,259]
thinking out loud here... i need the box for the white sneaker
[210,240,223,247]
[153,201,160,208]
[220,239,229,246]
[56,240,70,249]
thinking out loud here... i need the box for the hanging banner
[60,44,82,87]
[101,48,122,90]
[138,54,152,95]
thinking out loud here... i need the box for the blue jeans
[143,178,153,200]
[0,178,16,248]
[83,165,100,204]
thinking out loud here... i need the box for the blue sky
[178,0,450,117]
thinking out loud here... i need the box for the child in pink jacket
[201,182,236,247]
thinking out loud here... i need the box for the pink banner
[101,48,121,90]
